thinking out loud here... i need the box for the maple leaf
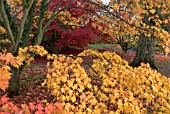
[54,102,63,113]
[5,53,14,65]
[0,53,6,61]
[149,9,156,14]
[0,94,10,104]
[12,104,20,112]
[35,110,44,114]
[45,103,55,113]
[113,4,119,10]
[0,67,11,91]
[36,102,44,111]
[0,26,6,34]
[29,102,36,110]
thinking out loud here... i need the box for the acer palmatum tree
[44,1,101,52]
[91,0,170,69]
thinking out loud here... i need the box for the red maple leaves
[55,27,98,50]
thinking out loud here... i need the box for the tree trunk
[7,65,25,97]
[7,68,20,97]
[121,43,128,53]
[129,33,157,69]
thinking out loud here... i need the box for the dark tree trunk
[121,43,128,53]
[129,33,157,69]
[7,65,25,97]
[7,68,20,97]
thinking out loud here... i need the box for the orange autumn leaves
[0,45,48,91]
[0,94,64,114]
[0,53,22,91]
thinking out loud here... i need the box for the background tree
[90,0,170,69]
[44,11,100,53]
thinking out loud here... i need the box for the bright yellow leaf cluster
[44,54,100,113]
[43,49,170,113]
[7,0,22,8]
[58,11,71,24]
[57,11,92,29]
[153,27,170,55]
[0,26,6,34]
[18,45,48,66]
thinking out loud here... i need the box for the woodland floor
[0,49,170,105]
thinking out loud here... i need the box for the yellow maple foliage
[94,0,170,56]
[17,45,48,66]
[0,26,6,34]
[43,49,170,113]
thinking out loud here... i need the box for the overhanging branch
[85,0,150,32]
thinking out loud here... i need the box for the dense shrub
[45,21,99,51]
[43,49,170,113]
[1,47,170,114]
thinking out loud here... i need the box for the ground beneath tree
[0,49,169,106]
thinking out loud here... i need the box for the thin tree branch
[85,0,150,32]
[59,54,99,75]
[0,0,15,46]
[43,0,75,32]
[16,0,34,50]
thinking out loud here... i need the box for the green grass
[88,44,120,51]
[29,63,46,68]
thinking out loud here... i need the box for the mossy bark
[129,33,157,69]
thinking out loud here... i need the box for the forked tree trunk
[129,33,157,69]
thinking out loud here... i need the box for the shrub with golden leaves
[17,45,49,66]
[43,49,170,114]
